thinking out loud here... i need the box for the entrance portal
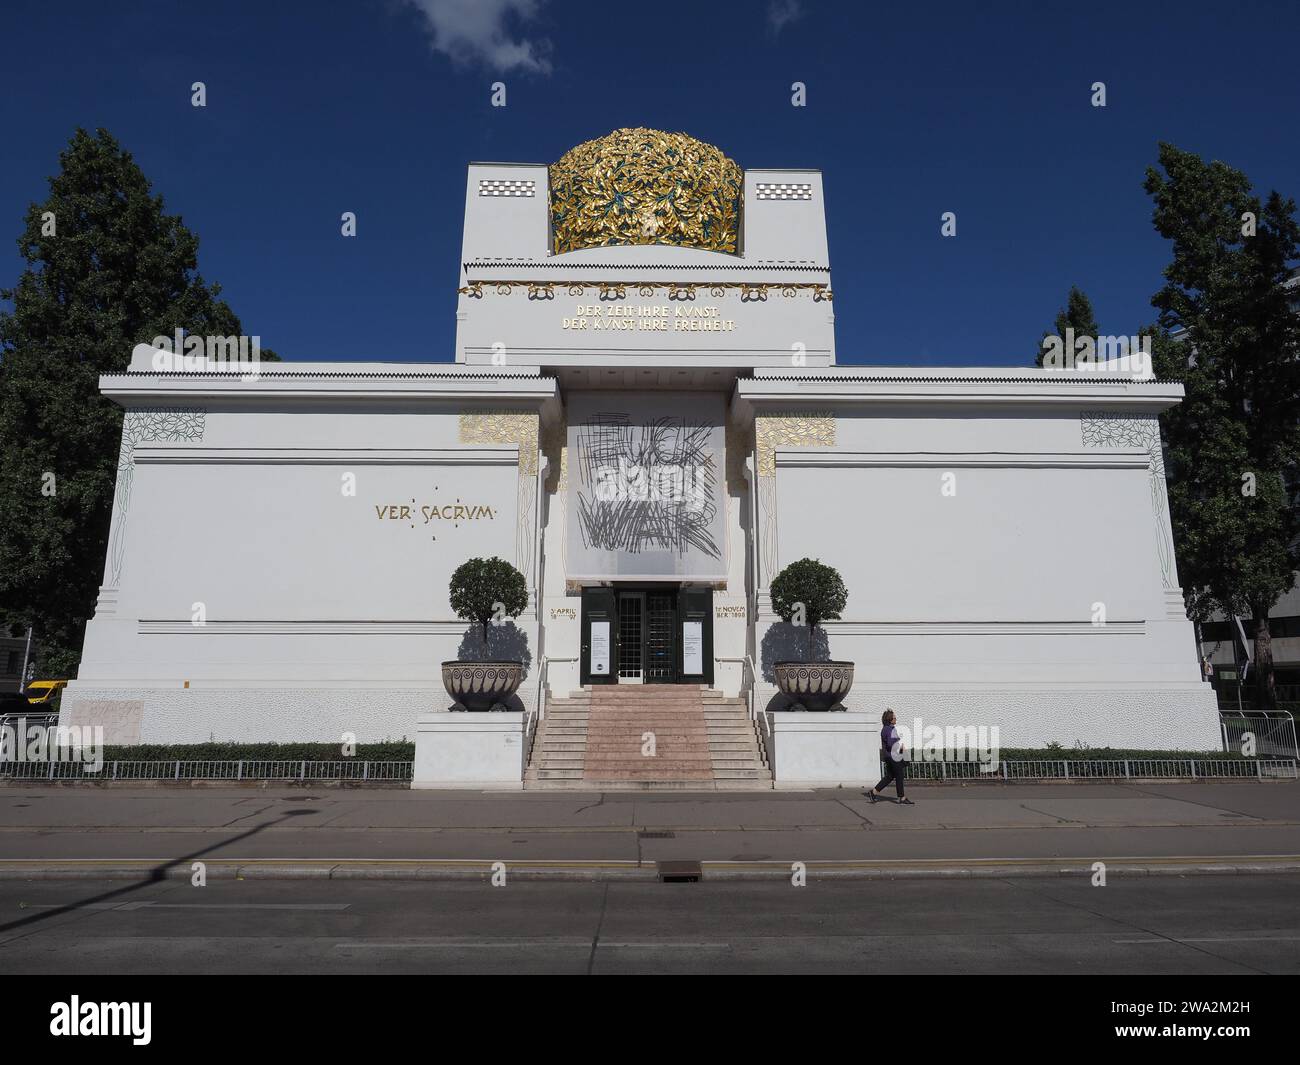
[580,586,713,686]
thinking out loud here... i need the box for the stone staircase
[525,685,771,790]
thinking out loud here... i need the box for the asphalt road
[3,782,1299,866]
[2,873,1297,974]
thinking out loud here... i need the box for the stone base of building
[59,684,444,745]
[412,711,526,789]
[762,685,1223,777]
[766,710,877,787]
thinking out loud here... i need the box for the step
[589,705,706,712]
[583,754,715,765]
[588,713,706,719]
[587,735,713,743]
[530,686,772,791]
[581,773,715,782]
[589,709,707,714]
[590,693,706,700]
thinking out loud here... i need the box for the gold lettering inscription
[562,303,735,332]
[374,502,497,526]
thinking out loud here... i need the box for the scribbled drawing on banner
[566,392,727,581]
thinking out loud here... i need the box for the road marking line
[331,941,731,950]
[333,941,591,950]
[1114,935,1300,944]
[24,902,350,911]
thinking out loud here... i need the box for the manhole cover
[657,860,701,883]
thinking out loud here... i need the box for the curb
[2,856,1299,882]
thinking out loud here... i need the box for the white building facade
[61,129,1220,757]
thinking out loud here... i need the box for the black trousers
[875,755,906,798]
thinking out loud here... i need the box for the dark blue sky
[2,0,1296,366]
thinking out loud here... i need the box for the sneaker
[899,797,915,805]
[867,791,878,804]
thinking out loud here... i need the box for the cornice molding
[756,618,1146,635]
[138,620,491,636]
[774,450,1151,470]
[132,446,519,466]
[99,373,560,405]
[465,260,830,272]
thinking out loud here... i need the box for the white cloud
[403,0,553,74]
[767,0,803,35]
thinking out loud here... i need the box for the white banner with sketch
[566,392,727,581]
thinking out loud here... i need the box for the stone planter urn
[774,661,855,711]
[441,661,524,711]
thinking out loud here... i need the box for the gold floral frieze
[458,411,540,477]
[755,413,836,477]
[549,128,743,255]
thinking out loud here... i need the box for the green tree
[1145,143,1300,707]
[448,557,529,647]
[769,557,848,659]
[0,128,278,677]
[1035,285,1099,366]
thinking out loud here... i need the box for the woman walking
[869,709,914,804]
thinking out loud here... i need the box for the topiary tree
[448,557,528,649]
[769,557,848,659]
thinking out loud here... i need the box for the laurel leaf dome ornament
[549,128,743,254]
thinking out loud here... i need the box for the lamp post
[18,626,32,696]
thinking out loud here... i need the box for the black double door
[580,586,713,686]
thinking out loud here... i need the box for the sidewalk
[1,781,1298,880]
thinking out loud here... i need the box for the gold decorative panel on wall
[754,412,835,584]
[458,411,540,477]
[755,412,835,477]
[459,410,541,584]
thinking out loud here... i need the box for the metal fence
[0,712,58,731]
[1219,710,1299,760]
[3,756,1294,785]
[0,760,414,782]
[878,757,1298,782]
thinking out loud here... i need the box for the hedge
[997,748,1251,760]
[98,741,414,762]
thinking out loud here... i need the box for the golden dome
[549,128,742,255]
